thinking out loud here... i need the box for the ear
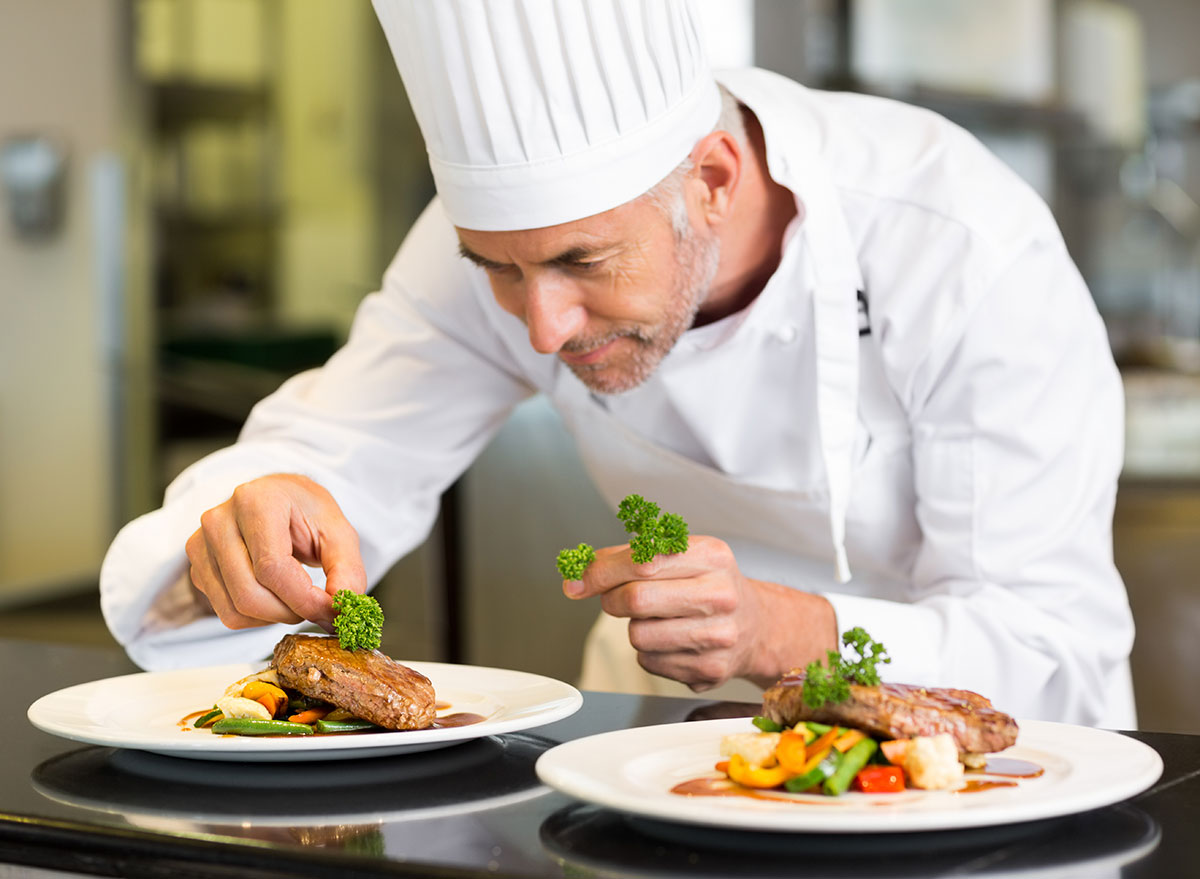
[687,129,742,228]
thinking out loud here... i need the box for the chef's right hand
[185,473,367,630]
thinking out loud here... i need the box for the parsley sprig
[616,494,689,564]
[802,627,890,708]
[555,543,596,580]
[554,494,690,579]
[331,589,385,652]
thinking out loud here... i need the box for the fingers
[187,521,296,630]
[233,486,337,626]
[598,577,736,620]
[565,535,733,600]
[184,474,366,631]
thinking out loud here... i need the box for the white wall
[0,0,149,601]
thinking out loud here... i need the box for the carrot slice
[288,707,331,725]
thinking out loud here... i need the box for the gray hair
[644,85,747,238]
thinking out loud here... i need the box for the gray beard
[565,228,722,395]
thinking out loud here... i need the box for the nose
[524,275,587,355]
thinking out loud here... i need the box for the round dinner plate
[28,661,581,762]
[535,717,1163,834]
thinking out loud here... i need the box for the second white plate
[535,717,1162,833]
[29,661,582,762]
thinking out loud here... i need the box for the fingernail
[564,580,584,598]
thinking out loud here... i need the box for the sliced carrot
[833,729,866,753]
[805,726,841,762]
[798,745,834,777]
[242,681,288,718]
[714,760,731,774]
[289,707,331,725]
[880,739,910,765]
[775,730,810,773]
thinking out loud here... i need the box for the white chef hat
[372,0,721,231]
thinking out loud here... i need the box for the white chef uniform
[100,0,1136,728]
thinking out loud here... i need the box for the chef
[100,0,1136,727]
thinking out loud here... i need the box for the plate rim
[28,659,582,761]
[534,716,1164,834]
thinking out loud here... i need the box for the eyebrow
[457,242,614,271]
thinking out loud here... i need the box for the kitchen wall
[0,0,153,603]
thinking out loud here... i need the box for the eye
[484,263,522,281]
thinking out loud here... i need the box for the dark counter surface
[4,638,1196,878]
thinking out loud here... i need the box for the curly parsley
[331,589,385,652]
[802,627,891,709]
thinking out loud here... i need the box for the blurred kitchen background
[1,0,1197,732]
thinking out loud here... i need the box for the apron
[548,151,922,700]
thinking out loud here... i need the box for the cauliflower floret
[719,732,781,766]
[223,668,281,698]
[215,695,272,721]
[904,734,965,790]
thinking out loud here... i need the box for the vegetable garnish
[554,493,691,579]
[617,494,689,564]
[332,589,385,652]
[556,543,596,580]
[802,627,890,709]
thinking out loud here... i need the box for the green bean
[210,718,314,736]
[314,718,381,734]
[751,715,783,733]
[823,738,878,796]
[784,750,841,793]
[193,707,222,728]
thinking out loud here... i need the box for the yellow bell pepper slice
[727,753,793,789]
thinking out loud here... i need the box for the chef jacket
[100,68,1136,728]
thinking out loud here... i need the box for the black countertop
[4,638,1196,878]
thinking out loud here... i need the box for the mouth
[558,337,620,367]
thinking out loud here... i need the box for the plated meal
[27,589,582,762]
[186,633,476,738]
[535,628,1164,833]
[185,591,478,738]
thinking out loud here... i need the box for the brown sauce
[179,710,210,729]
[671,776,820,805]
[958,779,1019,794]
[431,712,486,729]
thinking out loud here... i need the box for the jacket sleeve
[100,202,535,670]
[826,207,1135,728]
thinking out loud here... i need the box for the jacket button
[775,324,797,344]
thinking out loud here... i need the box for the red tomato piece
[853,765,906,793]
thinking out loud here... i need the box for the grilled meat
[272,634,435,731]
[762,670,1018,755]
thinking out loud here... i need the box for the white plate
[28,661,582,762]
[535,717,1163,833]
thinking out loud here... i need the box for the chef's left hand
[564,536,839,691]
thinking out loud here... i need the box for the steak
[272,634,435,731]
[762,670,1019,755]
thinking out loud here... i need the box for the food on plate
[189,590,437,736]
[555,493,690,579]
[273,633,435,730]
[677,628,1025,799]
[762,672,1019,757]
